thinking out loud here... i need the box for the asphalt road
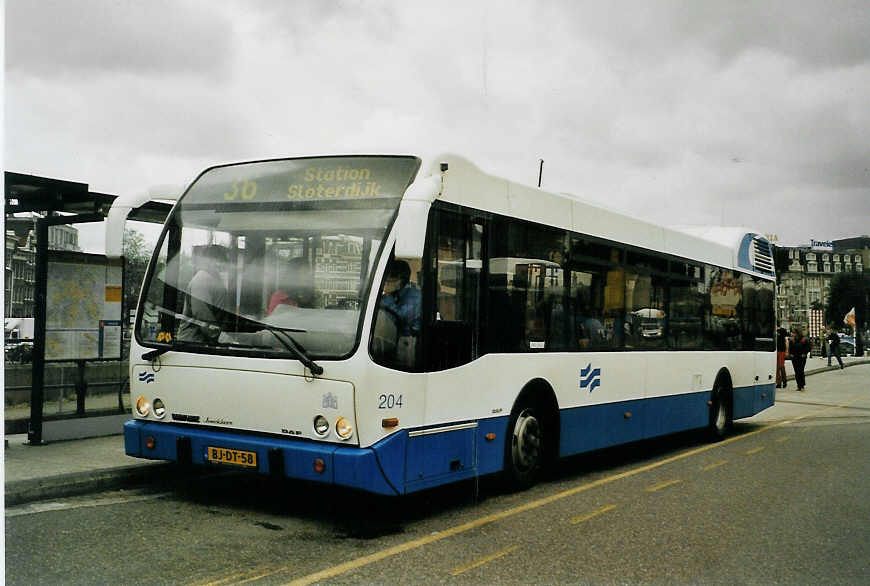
[6,366,869,585]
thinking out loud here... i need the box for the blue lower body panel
[733,383,776,420]
[558,384,774,458]
[124,419,510,496]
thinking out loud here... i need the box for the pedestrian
[788,327,810,391]
[775,324,789,388]
[826,327,844,369]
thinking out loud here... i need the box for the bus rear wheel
[708,382,732,441]
[505,405,545,489]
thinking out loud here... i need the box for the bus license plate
[206,446,257,468]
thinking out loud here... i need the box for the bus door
[427,208,484,371]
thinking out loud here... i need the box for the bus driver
[381,259,421,367]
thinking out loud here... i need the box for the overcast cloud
[5,0,870,252]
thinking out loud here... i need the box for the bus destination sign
[187,156,420,205]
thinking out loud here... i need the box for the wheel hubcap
[714,398,726,431]
[513,409,542,472]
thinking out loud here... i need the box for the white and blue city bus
[124,154,776,495]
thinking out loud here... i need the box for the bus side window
[624,251,667,351]
[741,275,775,351]
[707,268,743,350]
[668,278,705,350]
[485,219,569,353]
[567,239,624,351]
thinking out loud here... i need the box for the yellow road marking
[236,568,286,585]
[196,566,282,586]
[570,504,617,525]
[279,399,860,586]
[775,437,790,443]
[196,573,248,586]
[449,545,519,576]
[744,447,764,455]
[702,460,728,471]
[646,479,682,492]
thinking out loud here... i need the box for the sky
[5,0,870,253]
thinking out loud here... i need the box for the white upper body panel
[414,153,769,278]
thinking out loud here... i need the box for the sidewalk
[4,432,170,506]
[5,356,869,507]
[781,354,868,385]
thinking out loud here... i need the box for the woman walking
[789,327,811,391]
[826,327,844,369]
[776,324,789,388]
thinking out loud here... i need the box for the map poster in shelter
[45,251,124,361]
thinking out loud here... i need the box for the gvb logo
[580,364,601,392]
[138,371,155,384]
[322,392,338,410]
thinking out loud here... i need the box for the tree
[825,272,869,354]
[122,228,153,322]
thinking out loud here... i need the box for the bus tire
[708,378,732,441]
[505,401,546,489]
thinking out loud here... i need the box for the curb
[785,358,870,381]
[5,462,173,507]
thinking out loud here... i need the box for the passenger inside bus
[574,293,605,348]
[267,257,314,316]
[177,244,230,343]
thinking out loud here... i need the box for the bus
[123,154,776,495]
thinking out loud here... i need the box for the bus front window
[137,156,420,359]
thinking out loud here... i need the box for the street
[6,365,870,585]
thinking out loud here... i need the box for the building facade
[4,219,80,318]
[833,236,870,268]
[5,230,36,318]
[775,241,865,349]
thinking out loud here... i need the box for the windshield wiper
[266,328,324,376]
[143,306,323,376]
[142,347,171,361]
[230,313,323,376]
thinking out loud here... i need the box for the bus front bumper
[124,420,406,496]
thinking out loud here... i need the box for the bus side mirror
[394,199,430,259]
[394,174,440,259]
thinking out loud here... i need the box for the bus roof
[419,154,774,279]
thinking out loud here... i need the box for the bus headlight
[135,395,150,417]
[335,416,353,440]
[152,398,166,419]
[313,415,330,436]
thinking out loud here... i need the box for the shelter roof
[5,172,171,222]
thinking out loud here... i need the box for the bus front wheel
[505,405,545,489]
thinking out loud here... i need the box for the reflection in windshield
[177,244,230,344]
[137,156,419,359]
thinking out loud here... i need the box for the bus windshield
[136,156,420,359]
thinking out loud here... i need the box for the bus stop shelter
[5,171,171,443]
